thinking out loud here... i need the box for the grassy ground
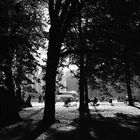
[0,101,140,140]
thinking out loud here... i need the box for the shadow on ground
[0,107,44,140]
[22,108,140,140]
[45,112,140,140]
[0,106,140,140]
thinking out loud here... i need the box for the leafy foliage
[0,0,46,93]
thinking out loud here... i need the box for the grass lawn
[0,101,140,140]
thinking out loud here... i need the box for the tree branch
[55,0,62,16]
[49,0,55,23]
[59,0,71,28]
[59,0,79,41]
[59,48,127,59]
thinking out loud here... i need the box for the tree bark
[0,59,21,127]
[124,56,134,106]
[42,27,61,129]
[125,68,134,106]
[78,1,86,120]
[42,0,79,129]
[79,51,85,120]
[84,78,90,116]
[126,80,134,106]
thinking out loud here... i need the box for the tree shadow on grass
[42,108,140,140]
[21,107,44,119]
[19,120,44,140]
[1,107,140,140]
[0,107,44,140]
[0,119,43,140]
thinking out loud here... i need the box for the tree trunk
[16,86,23,111]
[84,53,90,116]
[79,52,85,120]
[126,81,133,106]
[42,0,79,129]
[0,59,21,127]
[84,78,90,116]
[42,28,61,129]
[15,65,25,111]
[125,57,134,106]
[78,3,86,120]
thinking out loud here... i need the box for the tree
[106,0,140,106]
[42,0,80,129]
[0,0,45,126]
[0,0,22,126]
[76,0,140,106]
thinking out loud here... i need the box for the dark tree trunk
[42,28,61,129]
[79,52,85,120]
[84,78,90,116]
[0,60,21,127]
[16,84,25,110]
[42,0,79,129]
[0,88,21,127]
[84,53,90,116]
[78,12,86,120]
[125,57,134,106]
[126,81,133,106]
[77,2,86,120]
[15,66,25,111]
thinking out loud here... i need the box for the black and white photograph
[0,0,140,140]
